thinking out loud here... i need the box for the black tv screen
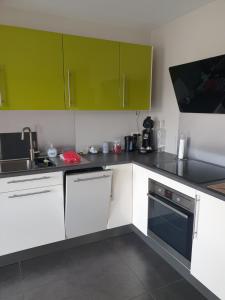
[169,54,225,113]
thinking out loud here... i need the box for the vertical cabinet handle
[0,67,5,107]
[67,69,71,108]
[122,74,126,108]
[193,194,200,238]
[0,91,3,107]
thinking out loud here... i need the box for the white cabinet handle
[74,175,111,182]
[0,91,3,107]
[0,66,4,107]
[8,190,51,198]
[7,176,51,184]
[122,74,126,108]
[193,194,200,238]
[67,69,71,108]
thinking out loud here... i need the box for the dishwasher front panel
[65,170,112,239]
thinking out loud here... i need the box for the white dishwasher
[65,169,112,238]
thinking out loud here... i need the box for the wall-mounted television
[169,54,225,113]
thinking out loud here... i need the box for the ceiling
[0,0,215,31]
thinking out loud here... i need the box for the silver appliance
[148,179,195,269]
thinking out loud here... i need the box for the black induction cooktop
[154,159,225,184]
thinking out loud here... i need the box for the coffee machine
[139,116,154,154]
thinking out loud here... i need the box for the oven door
[148,193,193,261]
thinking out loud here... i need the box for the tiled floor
[0,233,206,300]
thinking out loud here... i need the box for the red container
[63,151,81,163]
[112,141,122,154]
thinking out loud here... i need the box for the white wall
[150,0,225,161]
[74,111,147,152]
[0,111,76,153]
[0,110,147,153]
[0,5,151,44]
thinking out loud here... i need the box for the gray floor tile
[154,279,206,300]
[0,233,207,300]
[24,261,146,300]
[1,295,24,300]
[21,238,146,300]
[111,233,181,293]
[24,278,77,300]
[129,292,154,300]
[67,261,146,300]
[21,250,69,291]
[0,263,24,300]
[65,238,121,275]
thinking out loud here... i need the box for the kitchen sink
[0,157,56,173]
[34,157,56,168]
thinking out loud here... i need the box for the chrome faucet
[21,127,35,161]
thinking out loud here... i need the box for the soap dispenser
[47,144,57,158]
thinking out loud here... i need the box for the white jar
[178,135,186,160]
[102,142,109,154]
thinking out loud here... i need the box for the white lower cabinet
[106,164,133,229]
[65,170,112,238]
[0,185,65,256]
[133,164,151,235]
[191,191,225,300]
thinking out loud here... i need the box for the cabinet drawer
[0,185,65,255]
[0,171,63,193]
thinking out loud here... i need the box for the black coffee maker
[139,116,154,154]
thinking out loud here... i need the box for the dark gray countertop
[0,151,224,202]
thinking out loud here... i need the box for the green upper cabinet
[119,42,153,110]
[0,24,153,110]
[63,34,120,110]
[0,25,65,110]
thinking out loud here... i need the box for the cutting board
[208,182,225,195]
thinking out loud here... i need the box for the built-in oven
[148,179,195,269]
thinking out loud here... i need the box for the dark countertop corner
[84,152,225,202]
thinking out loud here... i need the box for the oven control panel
[149,180,195,212]
[165,189,172,199]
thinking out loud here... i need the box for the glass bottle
[157,120,166,152]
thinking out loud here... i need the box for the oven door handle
[147,193,188,219]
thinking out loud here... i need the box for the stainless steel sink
[0,157,55,173]
[34,157,56,168]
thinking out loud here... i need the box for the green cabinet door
[120,42,153,110]
[0,25,65,110]
[63,35,120,110]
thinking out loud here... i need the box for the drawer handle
[8,190,51,198]
[74,175,111,183]
[7,176,51,184]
